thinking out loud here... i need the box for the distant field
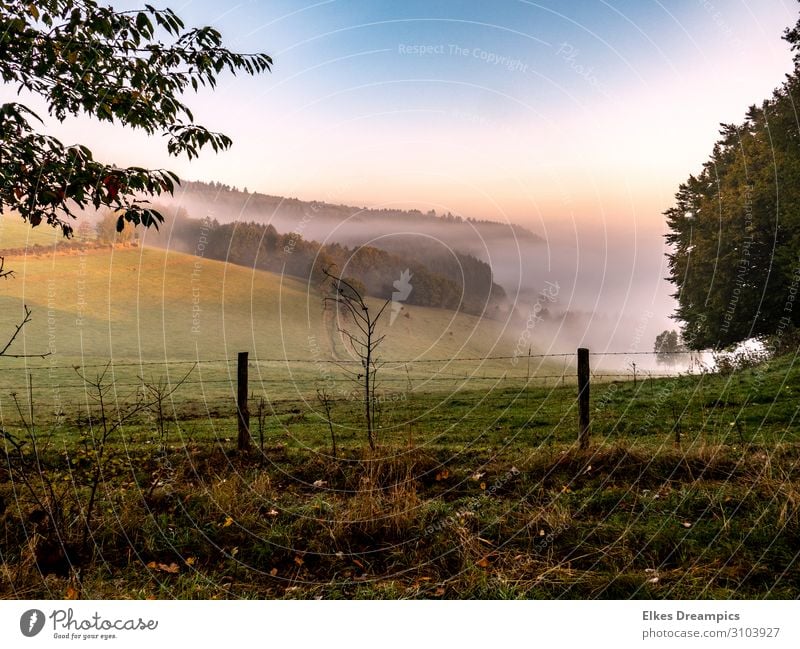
[0,227,554,417]
[0,214,68,249]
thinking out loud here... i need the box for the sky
[5,0,799,353]
[10,0,791,231]
[31,0,794,238]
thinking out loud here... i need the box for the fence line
[0,372,687,392]
[0,347,727,449]
[7,349,709,372]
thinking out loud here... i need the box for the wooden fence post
[237,352,251,451]
[577,348,590,449]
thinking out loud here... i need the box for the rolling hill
[0,221,556,411]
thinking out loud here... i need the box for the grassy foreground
[1,351,799,599]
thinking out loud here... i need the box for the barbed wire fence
[0,348,716,449]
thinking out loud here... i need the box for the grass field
[0,346,798,599]
[0,222,799,600]
[0,215,69,249]
[0,233,551,415]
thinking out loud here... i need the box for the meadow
[1,355,799,599]
[0,228,798,599]
[0,228,545,412]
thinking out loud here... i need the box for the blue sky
[108,0,792,229]
[15,0,797,233]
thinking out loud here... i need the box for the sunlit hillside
[0,222,554,410]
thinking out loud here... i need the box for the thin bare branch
[0,304,51,359]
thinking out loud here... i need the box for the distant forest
[141,207,508,316]
[172,180,541,243]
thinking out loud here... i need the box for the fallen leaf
[147,561,179,574]
[267,508,279,517]
[682,521,692,528]
[222,516,234,528]
[269,567,278,576]
[476,556,491,568]
[294,555,305,566]
[434,586,446,596]
[312,480,327,488]
[648,577,659,584]
[65,585,79,600]
[185,557,197,567]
